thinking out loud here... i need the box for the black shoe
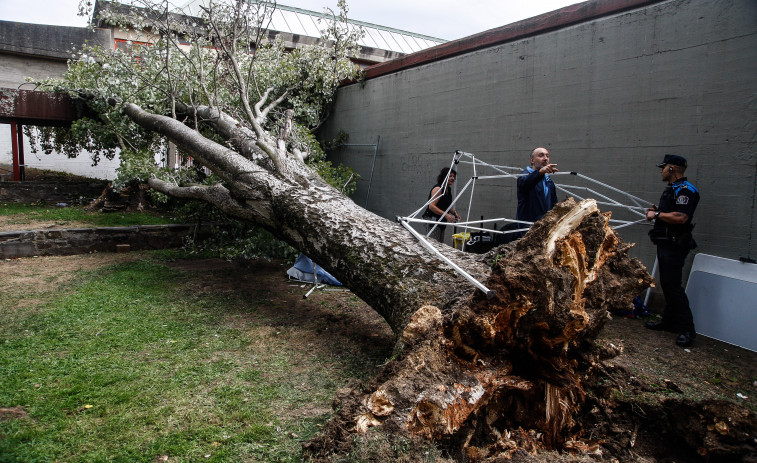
[676,332,695,347]
[645,320,674,332]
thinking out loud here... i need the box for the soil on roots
[308,311,757,463]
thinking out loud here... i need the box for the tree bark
[119,102,652,460]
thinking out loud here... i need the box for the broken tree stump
[305,198,654,461]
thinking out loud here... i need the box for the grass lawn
[0,202,177,230]
[0,250,393,462]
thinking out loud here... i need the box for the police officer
[644,154,700,347]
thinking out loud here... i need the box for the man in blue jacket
[516,147,558,225]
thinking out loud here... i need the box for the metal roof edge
[356,0,666,82]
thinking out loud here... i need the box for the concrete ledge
[0,224,202,259]
[0,21,111,60]
[0,180,108,204]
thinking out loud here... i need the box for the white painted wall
[0,124,120,180]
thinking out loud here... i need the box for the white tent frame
[397,150,655,298]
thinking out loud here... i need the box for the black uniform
[649,178,700,335]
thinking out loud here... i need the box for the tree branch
[203,2,259,135]
[185,103,271,167]
[121,102,265,182]
[258,88,288,122]
[147,178,268,221]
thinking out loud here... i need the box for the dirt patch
[1,253,144,302]
[587,316,757,462]
[166,257,395,363]
[0,406,29,421]
[0,217,95,232]
[599,315,757,410]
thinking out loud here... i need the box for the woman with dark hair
[423,167,461,243]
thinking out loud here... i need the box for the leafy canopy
[32,0,362,194]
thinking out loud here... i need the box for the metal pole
[399,218,496,299]
[304,259,320,299]
[643,256,658,307]
[364,136,380,207]
[10,121,21,181]
[16,122,25,181]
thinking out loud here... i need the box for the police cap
[656,154,687,168]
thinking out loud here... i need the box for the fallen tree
[303,197,655,459]
[32,1,754,460]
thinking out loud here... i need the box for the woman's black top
[424,183,453,220]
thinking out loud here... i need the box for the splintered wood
[308,198,654,461]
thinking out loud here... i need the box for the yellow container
[452,232,470,250]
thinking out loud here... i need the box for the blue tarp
[287,253,342,286]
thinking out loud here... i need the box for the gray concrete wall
[0,54,68,89]
[0,20,112,61]
[322,0,757,285]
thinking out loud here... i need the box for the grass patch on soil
[0,251,392,462]
[0,202,176,229]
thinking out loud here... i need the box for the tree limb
[147,178,269,221]
[121,102,265,182]
[258,88,288,122]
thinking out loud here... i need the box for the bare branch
[259,89,288,122]
[146,178,260,220]
[203,2,258,127]
[253,86,274,118]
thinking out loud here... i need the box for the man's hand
[645,205,658,221]
[539,163,558,174]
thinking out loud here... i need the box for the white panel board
[686,253,757,352]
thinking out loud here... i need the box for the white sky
[0,0,582,41]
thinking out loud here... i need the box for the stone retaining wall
[0,180,108,204]
[0,224,202,259]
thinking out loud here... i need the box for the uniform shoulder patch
[676,196,689,205]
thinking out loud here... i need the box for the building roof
[178,0,446,55]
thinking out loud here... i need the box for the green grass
[0,202,177,228]
[0,253,370,462]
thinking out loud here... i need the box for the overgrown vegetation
[0,251,393,462]
[172,199,299,261]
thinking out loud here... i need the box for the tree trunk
[125,102,489,333]
[121,102,652,460]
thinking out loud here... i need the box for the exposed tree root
[304,198,667,461]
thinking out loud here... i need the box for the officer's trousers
[656,242,696,333]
